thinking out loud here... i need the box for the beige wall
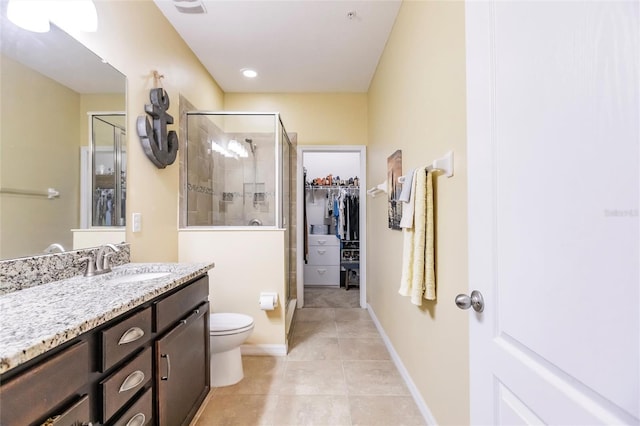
[79,94,126,149]
[367,1,469,425]
[178,230,286,348]
[68,0,224,262]
[72,229,126,250]
[224,93,368,146]
[0,55,80,258]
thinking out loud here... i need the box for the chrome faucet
[80,244,120,277]
[96,243,120,273]
[44,243,65,254]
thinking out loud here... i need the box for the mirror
[90,113,126,227]
[0,3,126,260]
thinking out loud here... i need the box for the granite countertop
[0,262,214,375]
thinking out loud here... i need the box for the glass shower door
[91,114,126,226]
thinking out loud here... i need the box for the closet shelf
[306,185,359,189]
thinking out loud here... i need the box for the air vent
[173,0,207,14]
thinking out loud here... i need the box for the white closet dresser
[304,234,340,286]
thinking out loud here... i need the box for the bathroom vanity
[0,262,214,426]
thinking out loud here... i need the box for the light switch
[132,213,142,232]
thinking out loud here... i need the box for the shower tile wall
[179,98,221,227]
[179,105,277,227]
[227,133,275,227]
[288,134,298,302]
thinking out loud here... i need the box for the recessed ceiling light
[242,69,258,78]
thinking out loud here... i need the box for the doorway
[296,145,367,309]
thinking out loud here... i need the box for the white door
[466,1,639,424]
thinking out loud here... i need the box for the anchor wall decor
[136,87,178,168]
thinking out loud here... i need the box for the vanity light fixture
[210,141,236,159]
[227,140,249,158]
[50,0,98,33]
[7,0,50,32]
[6,0,98,33]
[241,69,258,78]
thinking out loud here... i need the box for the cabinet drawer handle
[118,327,145,345]
[317,249,326,255]
[161,354,171,381]
[181,308,202,325]
[317,240,327,245]
[119,370,145,393]
[125,413,146,426]
[317,269,327,275]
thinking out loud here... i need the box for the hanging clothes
[349,194,359,241]
[330,189,360,241]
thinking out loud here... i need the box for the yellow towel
[398,167,436,305]
[424,171,435,300]
[398,168,420,297]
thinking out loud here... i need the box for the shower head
[244,138,256,155]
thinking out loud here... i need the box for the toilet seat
[210,313,254,335]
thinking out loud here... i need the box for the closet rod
[305,185,359,189]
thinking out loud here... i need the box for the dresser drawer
[0,341,89,426]
[307,245,340,266]
[303,265,340,285]
[101,347,152,423]
[155,276,209,332]
[308,234,339,247]
[101,307,152,372]
[111,387,153,426]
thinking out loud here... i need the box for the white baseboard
[367,303,438,426]
[241,344,287,356]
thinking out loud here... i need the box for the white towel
[399,168,418,229]
[398,168,436,305]
[398,168,416,203]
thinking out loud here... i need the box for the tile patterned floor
[193,287,425,426]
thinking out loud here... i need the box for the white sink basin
[105,272,171,285]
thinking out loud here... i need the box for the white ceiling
[153,0,402,93]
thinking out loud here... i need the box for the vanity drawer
[307,245,340,266]
[111,387,153,426]
[0,341,89,426]
[101,307,152,372]
[308,234,339,247]
[154,276,208,332]
[101,347,152,423]
[303,265,340,285]
[48,394,90,426]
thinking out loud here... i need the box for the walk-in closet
[301,150,364,300]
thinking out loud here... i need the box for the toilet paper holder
[259,292,279,310]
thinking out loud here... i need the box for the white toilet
[209,313,255,387]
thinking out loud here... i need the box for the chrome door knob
[455,290,485,312]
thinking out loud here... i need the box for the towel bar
[0,187,60,199]
[366,180,387,197]
[398,151,454,183]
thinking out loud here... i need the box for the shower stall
[180,112,297,343]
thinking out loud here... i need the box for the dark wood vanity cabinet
[0,341,91,426]
[0,274,210,426]
[154,273,210,426]
[156,302,209,426]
